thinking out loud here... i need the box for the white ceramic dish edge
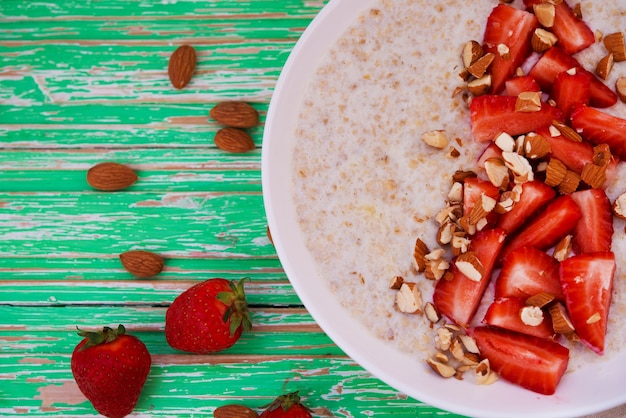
[261,1,626,416]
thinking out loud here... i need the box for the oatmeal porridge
[291,0,626,375]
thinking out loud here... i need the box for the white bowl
[262,1,626,416]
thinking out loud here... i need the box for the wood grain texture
[0,0,459,416]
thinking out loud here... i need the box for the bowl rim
[261,1,626,416]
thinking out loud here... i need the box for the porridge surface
[292,0,626,371]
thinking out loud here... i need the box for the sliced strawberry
[538,126,595,174]
[476,142,503,169]
[483,297,554,339]
[463,176,501,216]
[470,95,562,142]
[523,0,594,54]
[468,326,569,395]
[483,5,538,94]
[495,246,564,300]
[496,180,556,235]
[433,229,507,327]
[504,75,541,96]
[500,195,582,261]
[570,189,614,254]
[570,105,626,161]
[551,70,591,119]
[560,252,616,354]
[528,47,617,108]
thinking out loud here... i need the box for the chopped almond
[526,291,556,308]
[422,130,449,149]
[549,303,576,335]
[389,275,405,290]
[581,162,607,189]
[552,120,583,142]
[515,91,542,112]
[524,133,552,159]
[603,32,626,62]
[424,302,441,324]
[467,75,492,96]
[395,282,423,314]
[520,306,544,327]
[596,54,614,80]
[414,238,430,272]
[558,170,581,195]
[613,192,626,221]
[462,40,484,68]
[497,43,511,60]
[553,235,573,262]
[532,28,558,53]
[502,151,534,183]
[616,77,626,103]
[533,3,555,28]
[545,158,568,187]
[468,53,495,78]
[455,252,484,282]
[484,158,510,189]
[426,358,456,378]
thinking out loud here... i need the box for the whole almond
[168,45,196,89]
[119,250,164,278]
[214,127,255,153]
[87,162,138,191]
[213,404,258,418]
[210,101,259,128]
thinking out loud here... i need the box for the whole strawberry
[71,324,151,418]
[165,277,251,353]
[260,391,313,418]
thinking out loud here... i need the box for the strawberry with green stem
[166,277,252,353]
[260,391,313,418]
[71,324,151,418]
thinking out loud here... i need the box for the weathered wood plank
[0,192,272,257]
[0,355,441,417]
[0,0,328,20]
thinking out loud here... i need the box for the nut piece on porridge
[612,191,626,220]
[395,282,423,314]
[475,359,498,385]
[603,32,626,62]
[389,275,405,290]
[422,130,449,149]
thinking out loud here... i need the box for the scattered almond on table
[213,404,259,418]
[214,127,256,153]
[168,44,196,89]
[210,101,259,128]
[119,250,165,278]
[87,162,138,191]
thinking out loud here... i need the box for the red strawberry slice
[463,176,501,216]
[570,105,626,161]
[523,0,594,54]
[528,47,617,108]
[496,180,556,235]
[570,189,614,254]
[470,95,562,142]
[433,229,507,327]
[500,195,582,261]
[483,297,555,339]
[560,252,616,354]
[504,75,541,96]
[551,70,591,119]
[538,126,595,174]
[495,246,564,300]
[477,142,503,169]
[468,326,569,395]
[483,5,538,94]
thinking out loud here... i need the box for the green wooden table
[0,1,459,416]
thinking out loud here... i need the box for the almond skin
[87,162,138,191]
[210,101,259,128]
[214,127,255,153]
[119,250,164,278]
[168,45,196,89]
[213,404,258,418]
